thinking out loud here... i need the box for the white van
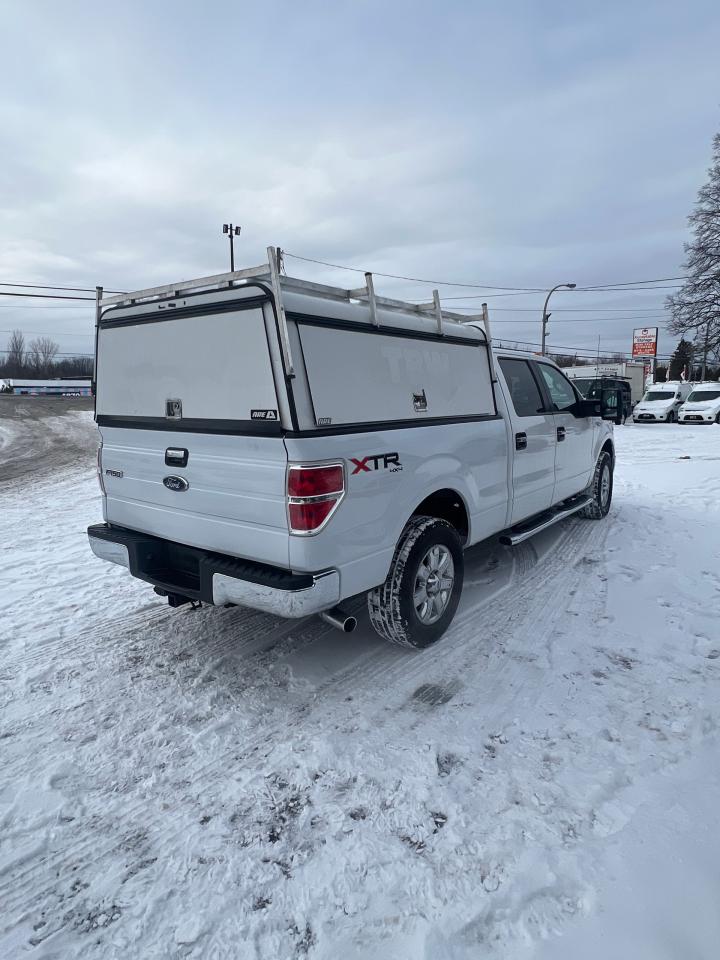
[633,381,693,423]
[88,249,617,649]
[679,382,720,424]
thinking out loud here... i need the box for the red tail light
[287,462,345,535]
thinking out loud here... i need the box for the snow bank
[0,420,719,959]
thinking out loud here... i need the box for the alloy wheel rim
[414,545,455,625]
[600,466,610,507]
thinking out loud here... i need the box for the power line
[435,293,675,304]
[284,252,547,291]
[0,281,126,294]
[578,276,687,288]
[577,284,682,292]
[0,349,94,357]
[480,287,679,300]
[474,316,669,324]
[0,328,92,336]
[285,250,687,293]
[0,291,95,302]
[494,338,675,360]
[0,304,91,310]
[451,306,668,317]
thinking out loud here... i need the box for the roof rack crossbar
[101,263,271,307]
[97,247,489,340]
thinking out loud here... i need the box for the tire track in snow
[1,418,609,941]
[2,520,604,933]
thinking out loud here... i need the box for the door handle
[165,447,189,467]
[515,432,527,450]
[556,427,566,442]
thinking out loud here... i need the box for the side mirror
[600,387,622,424]
[574,398,601,418]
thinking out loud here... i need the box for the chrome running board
[499,495,593,546]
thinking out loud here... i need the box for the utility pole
[222,223,241,272]
[541,282,576,355]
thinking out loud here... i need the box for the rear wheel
[367,516,464,649]
[579,451,613,519]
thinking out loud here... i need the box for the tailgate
[95,292,291,567]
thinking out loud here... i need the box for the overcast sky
[1,0,719,362]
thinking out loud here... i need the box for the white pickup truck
[88,249,618,649]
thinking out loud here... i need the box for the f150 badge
[163,475,189,492]
[350,452,403,474]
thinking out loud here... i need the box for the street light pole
[541,282,576,355]
[222,223,241,272]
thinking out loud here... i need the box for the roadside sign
[632,327,658,358]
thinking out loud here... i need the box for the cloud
[1,0,719,358]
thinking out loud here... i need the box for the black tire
[667,410,675,423]
[367,516,464,649]
[579,451,613,519]
[716,413,720,425]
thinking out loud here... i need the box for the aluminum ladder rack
[95,247,495,382]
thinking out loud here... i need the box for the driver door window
[535,362,594,501]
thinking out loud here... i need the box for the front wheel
[667,410,676,423]
[367,516,464,649]
[579,451,613,519]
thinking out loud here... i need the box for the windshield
[643,391,674,402]
[687,390,720,402]
[571,378,595,397]
[572,378,625,400]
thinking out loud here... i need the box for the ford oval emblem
[163,475,189,492]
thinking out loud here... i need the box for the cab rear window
[498,358,544,417]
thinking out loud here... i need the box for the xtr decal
[350,452,403,474]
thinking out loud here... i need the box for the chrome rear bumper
[212,569,339,616]
[87,524,339,618]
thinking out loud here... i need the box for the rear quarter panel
[284,419,509,599]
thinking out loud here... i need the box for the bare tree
[548,353,579,368]
[27,336,59,377]
[666,130,720,378]
[6,329,25,376]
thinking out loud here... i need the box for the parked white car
[87,249,617,649]
[633,381,693,423]
[679,383,720,424]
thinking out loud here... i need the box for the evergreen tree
[667,131,720,376]
[668,338,693,381]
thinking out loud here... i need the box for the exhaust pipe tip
[320,607,357,633]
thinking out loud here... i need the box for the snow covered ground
[1,412,719,959]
